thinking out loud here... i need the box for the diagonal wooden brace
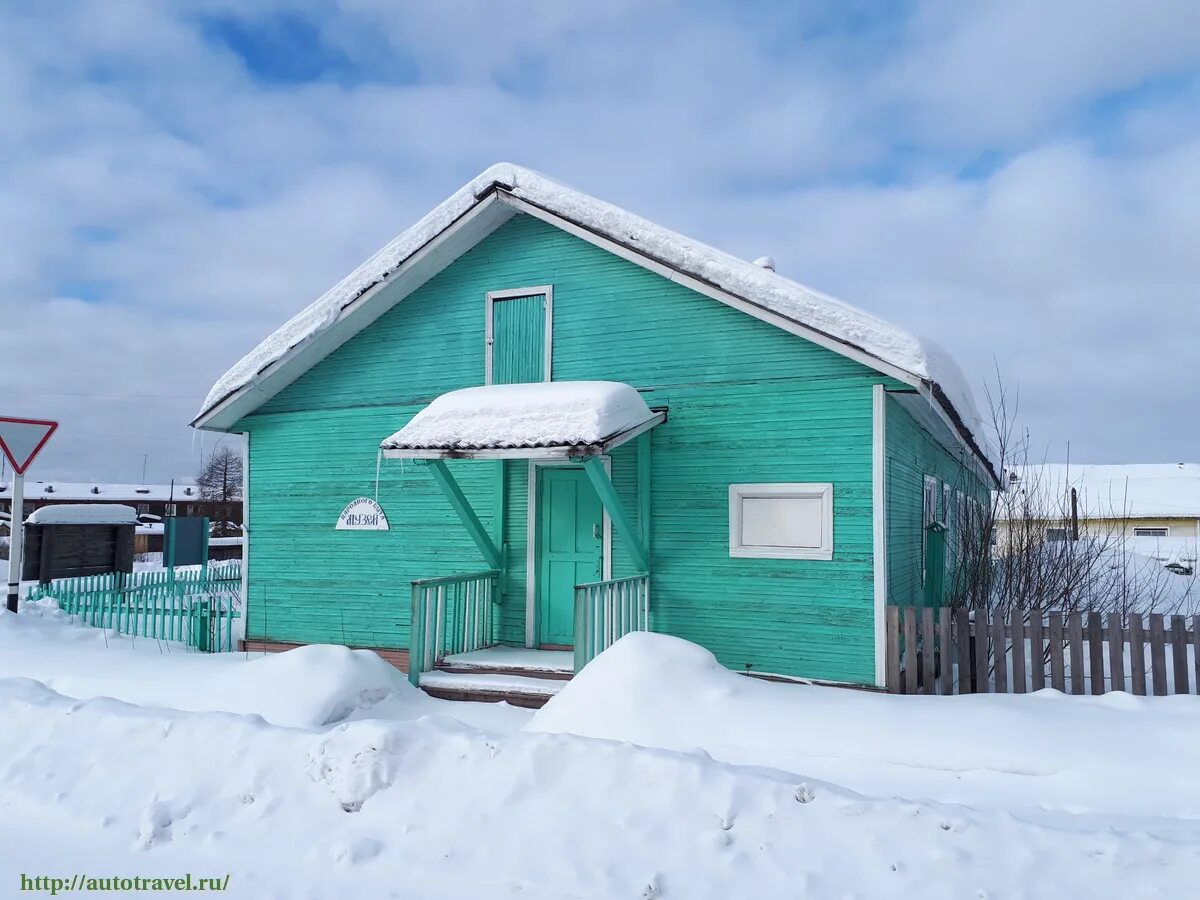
[426,459,504,571]
[580,455,649,572]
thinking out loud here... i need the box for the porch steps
[420,647,575,708]
[419,671,567,708]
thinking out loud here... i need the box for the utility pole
[141,453,148,485]
[6,472,23,612]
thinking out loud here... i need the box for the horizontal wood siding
[240,214,890,683]
[884,395,989,608]
[241,406,500,649]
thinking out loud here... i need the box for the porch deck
[441,646,574,676]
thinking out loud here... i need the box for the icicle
[374,450,383,502]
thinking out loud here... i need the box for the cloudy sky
[2,0,1198,483]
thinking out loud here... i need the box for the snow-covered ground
[1,606,1198,898]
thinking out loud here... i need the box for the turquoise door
[537,467,604,646]
[490,293,547,384]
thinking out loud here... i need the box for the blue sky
[2,0,1199,481]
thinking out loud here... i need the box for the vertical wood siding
[239,214,981,684]
[884,395,989,608]
[491,294,546,384]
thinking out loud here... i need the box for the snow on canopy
[26,504,138,526]
[1005,463,1200,520]
[198,163,989,470]
[381,381,655,451]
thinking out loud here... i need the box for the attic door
[486,286,552,384]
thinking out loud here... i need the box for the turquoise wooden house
[193,164,997,703]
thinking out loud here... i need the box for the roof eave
[190,188,516,432]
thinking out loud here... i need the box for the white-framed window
[942,484,952,527]
[1046,527,1069,542]
[922,475,938,585]
[137,503,150,515]
[923,476,938,527]
[955,490,968,564]
[729,483,834,560]
[1133,526,1169,538]
[186,504,195,517]
[165,503,177,516]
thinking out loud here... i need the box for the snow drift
[0,605,425,728]
[4,675,1197,899]
[528,632,1200,821]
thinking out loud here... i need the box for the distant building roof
[1006,463,1200,520]
[0,481,199,502]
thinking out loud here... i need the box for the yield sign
[0,416,58,475]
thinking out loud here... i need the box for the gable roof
[193,163,997,484]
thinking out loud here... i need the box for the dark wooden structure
[22,522,135,584]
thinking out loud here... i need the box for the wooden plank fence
[24,562,242,653]
[886,605,1200,696]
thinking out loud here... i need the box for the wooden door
[537,467,603,646]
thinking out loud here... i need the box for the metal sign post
[0,416,59,613]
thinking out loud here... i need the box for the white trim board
[238,430,250,649]
[872,384,887,688]
[524,457,612,649]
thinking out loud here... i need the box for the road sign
[2,415,57,613]
[0,416,58,476]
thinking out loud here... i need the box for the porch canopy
[379,381,660,572]
[380,381,663,460]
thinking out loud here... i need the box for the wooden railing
[408,570,501,686]
[574,574,650,672]
[25,562,243,653]
[886,605,1200,696]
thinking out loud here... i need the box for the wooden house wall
[236,213,982,683]
[884,395,991,608]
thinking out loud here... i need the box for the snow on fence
[886,605,1200,696]
[25,561,242,654]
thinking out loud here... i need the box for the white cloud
[0,0,1196,481]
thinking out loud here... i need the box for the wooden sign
[336,497,389,530]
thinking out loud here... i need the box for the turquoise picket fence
[25,562,242,653]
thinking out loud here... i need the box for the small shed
[22,504,137,583]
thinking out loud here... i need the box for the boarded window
[729,483,833,560]
[487,288,550,384]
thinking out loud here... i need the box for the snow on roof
[381,382,655,452]
[196,163,991,474]
[26,504,138,526]
[0,482,198,502]
[1006,464,1200,520]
